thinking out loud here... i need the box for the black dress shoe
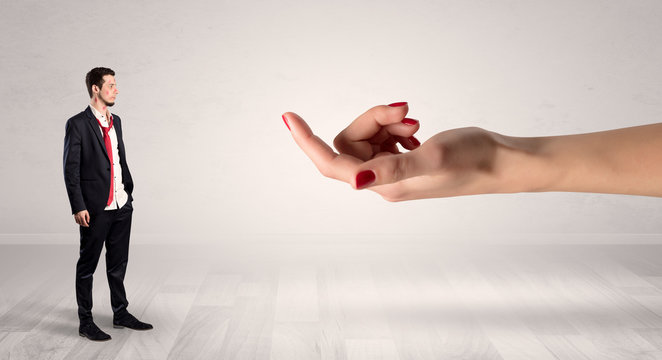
[113,313,153,331]
[79,322,112,341]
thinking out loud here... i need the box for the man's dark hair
[85,67,115,98]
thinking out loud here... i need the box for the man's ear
[92,85,99,94]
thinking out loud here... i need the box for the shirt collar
[89,105,112,125]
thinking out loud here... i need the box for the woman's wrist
[491,133,562,194]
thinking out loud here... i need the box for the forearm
[498,124,662,197]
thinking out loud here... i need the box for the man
[63,67,152,341]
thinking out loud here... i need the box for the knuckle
[332,133,343,147]
[318,164,332,178]
[391,156,409,182]
[425,143,447,170]
[367,105,389,121]
[333,136,349,153]
[369,105,388,114]
[381,195,400,202]
[380,186,407,202]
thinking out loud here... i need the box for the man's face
[96,75,118,107]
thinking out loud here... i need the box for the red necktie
[96,116,114,206]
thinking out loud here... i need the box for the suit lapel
[85,106,110,161]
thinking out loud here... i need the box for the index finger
[284,112,363,185]
[81,213,90,227]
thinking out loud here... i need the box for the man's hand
[74,210,90,227]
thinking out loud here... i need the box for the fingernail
[282,114,290,131]
[356,170,376,189]
[388,102,407,107]
[401,118,418,125]
[409,136,420,146]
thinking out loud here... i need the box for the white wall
[1,0,661,243]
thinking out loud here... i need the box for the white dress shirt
[90,106,129,210]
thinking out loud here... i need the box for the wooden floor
[2,240,662,359]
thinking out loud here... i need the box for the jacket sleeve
[63,120,86,214]
[114,116,134,197]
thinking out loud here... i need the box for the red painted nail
[388,102,407,107]
[356,170,376,189]
[409,136,420,146]
[401,118,418,125]
[282,114,290,131]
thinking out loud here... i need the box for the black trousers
[76,201,133,323]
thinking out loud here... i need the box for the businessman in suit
[63,67,152,341]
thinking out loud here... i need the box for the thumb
[354,149,431,189]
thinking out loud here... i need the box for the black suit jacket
[63,106,134,215]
